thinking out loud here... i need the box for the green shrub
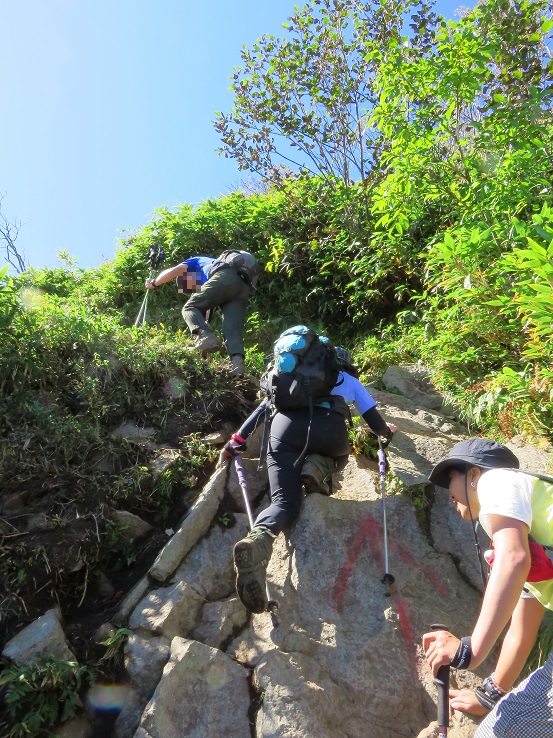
[0,657,91,738]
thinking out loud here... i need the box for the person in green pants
[145,251,258,376]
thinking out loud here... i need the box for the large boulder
[137,638,251,738]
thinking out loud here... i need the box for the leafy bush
[0,657,91,738]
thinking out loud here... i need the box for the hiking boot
[233,526,275,613]
[194,329,221,355]
[301,454,335,496]
[231,354,245,377]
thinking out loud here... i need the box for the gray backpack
[210,250,259,289]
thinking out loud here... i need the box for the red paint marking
[332,511,449,677]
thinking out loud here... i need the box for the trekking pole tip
[267,600,279,627]
[381,572,396,597]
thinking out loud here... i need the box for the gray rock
[114,575,150,626]
[2,607,75,664]
[129,580,204,639]
[124,632,171,701]
[431,482,491,591]
[148,449,181,483]
[138,638,250,738]
[112,687,144,738]
[191,597,249,649]
[111,510,153,544]
[226,456,269,511]
[173,515,249,601]
[507,437,553,475]
[382,364,449,413]
[148,466,227,583]
[112,423,157,441]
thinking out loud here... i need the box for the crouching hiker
[145,250,259,376]
[218,326,396,614]
[423,438,553,737]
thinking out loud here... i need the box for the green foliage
[94,627,133,678]
[101,520,137,569]
[0,657,92,738]
[215,0,437,186]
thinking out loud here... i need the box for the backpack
[261,325,341,411]
[209,250,259,289]
[257,326,342,470]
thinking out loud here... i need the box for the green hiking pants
[182,267,252,356]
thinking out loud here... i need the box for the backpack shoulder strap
[511,468,553,485]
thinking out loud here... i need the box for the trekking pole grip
[430,624,450,736]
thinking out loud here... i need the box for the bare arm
[470,517,531,667]
[449,594,544,716]
[494,593,544,689]
[423,516,530,672]
[146,263,188,289]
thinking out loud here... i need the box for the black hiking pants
[254,407,351,535]
[182,267,252,356]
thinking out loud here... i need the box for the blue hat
[429,438,519,488]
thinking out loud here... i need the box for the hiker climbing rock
[218,326,396,614]
[423,438,553,737]
[145,249,259,376]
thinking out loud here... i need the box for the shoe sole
[301,475,330,496]
[236,571,267,613]
[233,539,267,571]
[233,540,269,613]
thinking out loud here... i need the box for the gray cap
[429,438,519,488]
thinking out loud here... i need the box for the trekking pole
[377,436,395,596]
[134,241,165,327]
[431,623,450,738]
[234,455,279,626]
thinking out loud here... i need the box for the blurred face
[185,272,201,292]
[447,467,481,520]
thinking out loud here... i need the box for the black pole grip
[431,624,450,732]
[435,664,450,727]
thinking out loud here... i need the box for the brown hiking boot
[301,454,335,496]
[194,329,221,355]
[233,527,275,613]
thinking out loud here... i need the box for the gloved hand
[217,433,247,467]
[380,423,396,449]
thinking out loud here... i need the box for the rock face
[107,371,522,738]
[20,365,552,738]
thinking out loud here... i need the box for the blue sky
[2,0,471,271]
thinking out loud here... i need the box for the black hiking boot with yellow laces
[233,526,275,613]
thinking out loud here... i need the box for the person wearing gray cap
[422,438,553,737]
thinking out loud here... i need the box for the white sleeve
[478,469,533,536]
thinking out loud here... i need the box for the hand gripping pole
[431,623,450,738]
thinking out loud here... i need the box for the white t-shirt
[478,468,534,538]
[331,371,377,416]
